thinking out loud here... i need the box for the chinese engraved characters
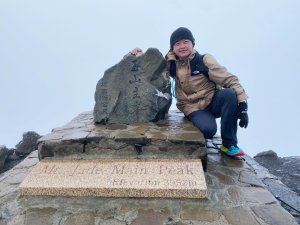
[99,81,109,116]
[128,60,148,119]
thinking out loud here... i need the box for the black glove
[237,101,249,128]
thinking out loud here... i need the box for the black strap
[191,52,209,78]
[169,60,176,78]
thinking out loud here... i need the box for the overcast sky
[1,0,299,157]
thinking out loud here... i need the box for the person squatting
[131,27,249,157]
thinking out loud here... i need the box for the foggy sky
[1,0,300,156]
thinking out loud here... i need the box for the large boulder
[93,48,172,124]
[15,131,41,156]
[254,150,282,169]
[0,145,9,170]
[254,150,300,195]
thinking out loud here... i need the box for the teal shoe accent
[220,145,245,156]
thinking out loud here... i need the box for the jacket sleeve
[203,54,248,102]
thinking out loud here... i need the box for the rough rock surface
[93,48,172,124]
[0,150,298,225]
[1,132,299,225]
[1,117,299,224]
[254,150,300,195]
[0,148,23,174]
[15,131,41,156]
[0,146,9,170]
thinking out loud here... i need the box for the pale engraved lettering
[111,178,160,187]
[32,161,204,198]
[40,165,60,174]
[69,164,104,176]
[112,165,125,174]
[163,179,197,188]
[159,164,195,175]
[111,164,148,175]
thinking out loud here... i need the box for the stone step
[19,159,207,199]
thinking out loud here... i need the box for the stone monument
[11,49,299,225]
[93,48,172,124]
[20,49,208,199]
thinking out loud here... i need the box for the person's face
[173,39,194,60]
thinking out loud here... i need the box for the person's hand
[130,48,143,56]
[237,101,248,128]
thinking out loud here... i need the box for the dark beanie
[170,27,195,49]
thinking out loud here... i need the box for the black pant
[188,88,238,147]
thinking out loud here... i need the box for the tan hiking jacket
[165,50,248,116]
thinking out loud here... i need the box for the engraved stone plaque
[20,159,207,198]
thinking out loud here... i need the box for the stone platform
[19,159,207,198]
[1,149,298,224]
[20,111,208,199]
[37,110,207,169]
[1,111,297,224]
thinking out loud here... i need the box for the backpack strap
[169,60,176,78]
[191,52,217,90]
[190,52,209,78]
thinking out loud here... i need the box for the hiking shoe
[220,145,245,156]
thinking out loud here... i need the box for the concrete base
[37,111,207,164]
